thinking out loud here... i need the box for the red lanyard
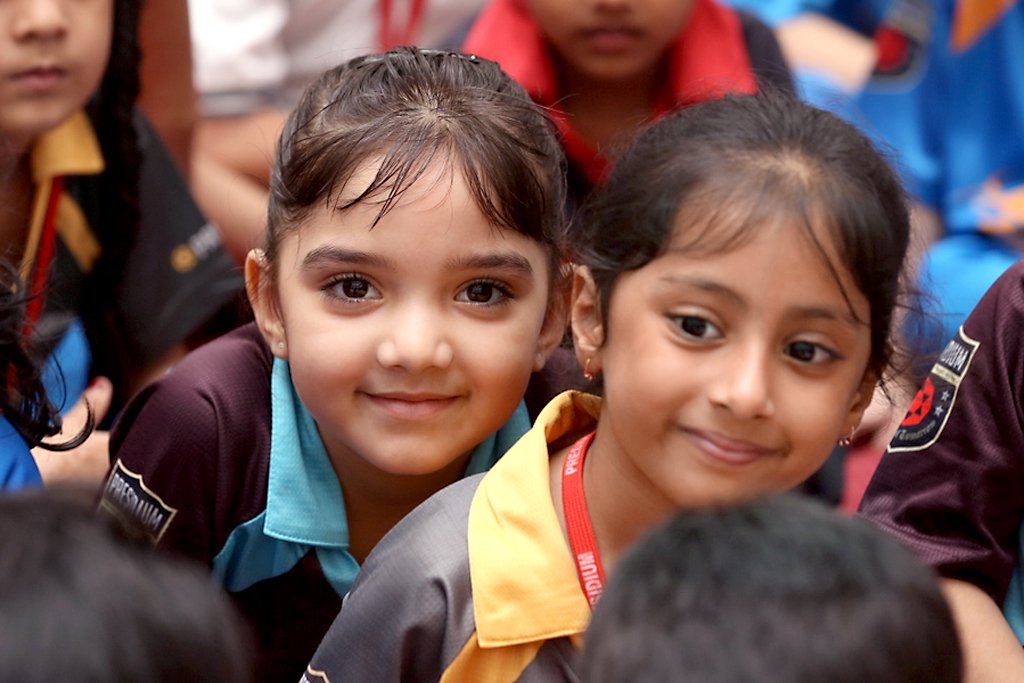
[561,431,606,608]
[22,176,63,339]
[378,0,427,51]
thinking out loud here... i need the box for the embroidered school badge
[889,327,980,452]
[99,460,178,543]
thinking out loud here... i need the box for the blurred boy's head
[0,487,253,682]
[523,0,695,85]
[582,494,962,683]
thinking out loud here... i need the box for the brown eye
[680,317,708,337]
[456,280,511,305]
[325,275,380,301]
[784,341,837,364]
[466,282,495,302]
[341,278,370,298]
[671,315,720,340]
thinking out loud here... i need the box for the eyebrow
[301,246,395,270]
[657,274,863,325]
[445,252,535,277]
[301,245,535,278]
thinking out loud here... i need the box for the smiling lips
[684,428,776,466]
[364,392,460,420]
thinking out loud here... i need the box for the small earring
[277,341,285,351]
[583,357,594,381]
[837,429,855,447]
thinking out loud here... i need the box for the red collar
[464,0,758,184]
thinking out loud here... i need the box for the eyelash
[785,341,841,365]
[320,275,515,307]
[322,274,379,303]
[670,315,842,365]
[670,315,721,341]
[456,279,515,307]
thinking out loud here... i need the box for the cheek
[787,433,838,484]
[525,1,573,47]
[651,0,695,30]
[461,325,539,389]
[83,9,114,78]
[524,0,562,26]
[286,339,367,404]
[778,388,861,480]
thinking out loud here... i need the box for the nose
[375,304,454,373]
[12,0,69,42]
[707,343,775,420]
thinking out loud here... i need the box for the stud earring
[277,341,285,351]
[583,357,594,381]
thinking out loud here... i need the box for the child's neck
[549,428,675,576]
[328,446,473,564]
[0,154,35,265]
[556,63,664,154]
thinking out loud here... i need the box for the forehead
[656,215,867,321]
[667,175,843,258]
[278,160,551,273]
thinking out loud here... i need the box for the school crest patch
[99,460,178,543]
[889,327,980,452]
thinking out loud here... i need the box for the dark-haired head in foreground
[0,487,253,682]
[582,494,961,683]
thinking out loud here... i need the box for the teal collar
[264,358,530,547]
[265,358,349,546]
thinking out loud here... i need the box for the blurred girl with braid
[0,0,242,484]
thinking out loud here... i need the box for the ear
[245,249,288,359]
[532,270,572,372]
[570,265,605,374]
[843,371,880,436]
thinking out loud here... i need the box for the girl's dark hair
[572,90,911,381]
[264,47,567,280]
[80,0,142,383]
[1,260,90,450]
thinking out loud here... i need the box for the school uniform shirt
[463,0,793,200]
[0,418,43,491]
[99,323,532,683]
[26,110,242,410]
[306,390,601,683]
[857,258,1024,643]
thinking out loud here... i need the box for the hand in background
[33,377,114,487]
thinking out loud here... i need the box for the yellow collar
[31,111,104,182]
[468,391,602,647]
[22,111,104,278]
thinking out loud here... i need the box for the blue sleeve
[853,3,948,210]
[720,0,889,26]
[0,418,43,490]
